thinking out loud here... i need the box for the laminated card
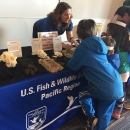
[31,38,42,55]
[96,23,103,37]
[38,31,58,50]
[7,40,22,57]
[41,38,53,50]
[53,37,62,52]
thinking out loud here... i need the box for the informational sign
[38,32,58,38]
[7,40,22,57]
[53,37,62,52]
[40,38,53,50]
[31,38,42,55]
[0,69,86,130]
[96,23,103,37]
[38,32,58,50]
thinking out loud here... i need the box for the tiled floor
[57,112,87,130]
[58,109,130,130]
[107,109,130,130]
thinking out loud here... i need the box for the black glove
[17,57,38,75]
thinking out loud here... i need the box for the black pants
[32,22,38,38]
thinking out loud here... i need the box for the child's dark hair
[77,19,97,40]
[102,36,116,55]
[115,6,130,17]
[107,20,130,52]
[101,32,107,37]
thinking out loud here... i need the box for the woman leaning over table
[32,2,78,49]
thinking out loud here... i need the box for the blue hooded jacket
[67,36,123,100]
[107,54,120,70]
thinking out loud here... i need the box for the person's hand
[70,38,79,46]
[62,44,72,50]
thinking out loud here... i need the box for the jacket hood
[81,36,108,55]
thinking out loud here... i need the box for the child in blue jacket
[67,19,123,130]
[102,36,120,70]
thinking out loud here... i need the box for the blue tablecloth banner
[0,69,86,130]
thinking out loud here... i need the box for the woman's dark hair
[115,6,130,17]
[107,20,130,52]
[47,2,72,30]
[77,19,97,40]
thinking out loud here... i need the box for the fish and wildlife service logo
[26,106,47,130]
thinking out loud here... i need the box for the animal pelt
[37,50,48,58]
[62,47,76,59]
[0,51,17,68]
[38,59,63,73]
[24,64,38,75]
[17,57,38,75]
[54,51,63,57]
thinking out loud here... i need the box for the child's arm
[67,47,83,71]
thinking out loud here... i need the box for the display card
[41,38,53,50]
[38,31,58,50]
[7,40,22,57]
[53,37,62,52]
[31,38,42,55]
[96,23,103,37]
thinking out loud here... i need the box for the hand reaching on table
[62,44,72,50]
[70,38,79,47]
